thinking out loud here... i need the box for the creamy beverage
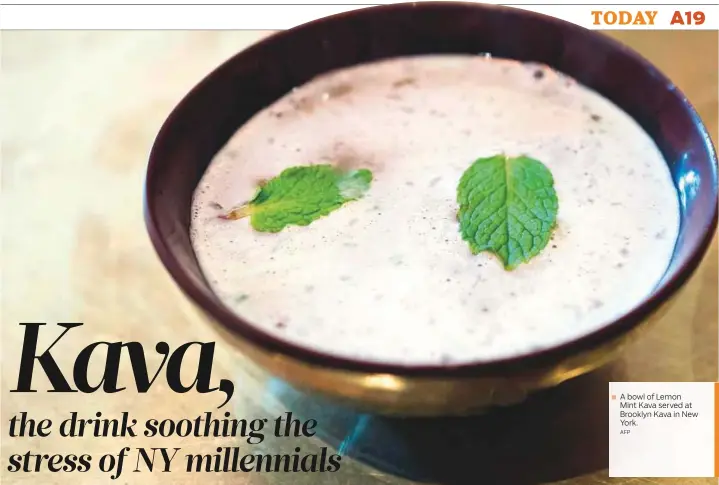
[190,55,680,365]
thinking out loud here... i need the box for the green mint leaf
[456,154,558,270]
[222,164,372,233]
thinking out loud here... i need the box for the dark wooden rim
[145,2,718,378]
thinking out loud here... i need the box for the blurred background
[2,30,717,485]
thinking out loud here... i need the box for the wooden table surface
[2,30,717,485]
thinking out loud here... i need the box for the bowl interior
[145,2,718,376]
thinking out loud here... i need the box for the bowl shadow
[265,363,627,484]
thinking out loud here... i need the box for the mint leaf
[456,154,558,270]
[222,164,372,233]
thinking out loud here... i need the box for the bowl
[144,2,718,416]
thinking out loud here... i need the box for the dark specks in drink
[590,113,602,122]
[389,255,403,266]
[235,294,249,303]
[329,141,384,173]
[275,321,287,330]
[620,247,630,257]
[288,96,317,114]
[533,69,545,80]
[326,83,353,98]
[392,77,416,88]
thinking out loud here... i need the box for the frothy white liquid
[190,56,680,365]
